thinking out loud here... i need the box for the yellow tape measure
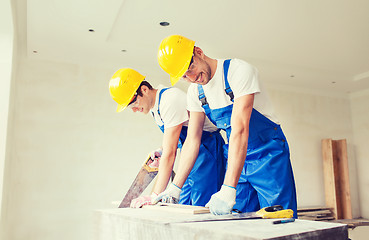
[256,205,294,219]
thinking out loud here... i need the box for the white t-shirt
[187,59,280,124]
[151,86,218,132]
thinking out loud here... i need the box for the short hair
[136,81,153,96]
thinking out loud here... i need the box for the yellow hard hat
[109,68,145,112]
[158,35,195,86]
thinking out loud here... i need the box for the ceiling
[14,0,369,94]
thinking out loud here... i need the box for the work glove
[152,183,181,204]
[205,184,236,215]
[130,192,158,208]
[147,148,162,168]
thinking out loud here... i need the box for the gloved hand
[130,192,158,208]
[149,148,162,159]
[152,183,181,204]
[147,148,162,168]
[205,184,236,215]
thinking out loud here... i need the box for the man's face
[182,53,212,85]
[127,87,151,114]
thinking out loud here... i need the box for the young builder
[154,35,297,217]
[109,68,226,207]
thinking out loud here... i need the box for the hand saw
[174,205,294,223]
[118,156,159,208]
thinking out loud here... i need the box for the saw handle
[143,156,159,172]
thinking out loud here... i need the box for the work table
[94,208,348,240]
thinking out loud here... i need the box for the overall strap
[223,59,234,102]
[151,88,170,126]
[197,85,212,117]
[197,59,234,123]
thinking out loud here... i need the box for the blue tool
[273,218,295,224]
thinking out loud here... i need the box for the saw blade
[118,162,158,208]
[178,212,262,223]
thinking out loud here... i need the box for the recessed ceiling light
[121,50,127,52]
[33,50,38,53]
[89,28,95,32]
[332,81,336,84]
[290,75,295,78]
[159,22,170,26]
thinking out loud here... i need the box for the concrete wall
[350,89,369,219]
[267,86,359,217]
[0,0,14,230]
[1,58,163,239]
[1,56,364,239]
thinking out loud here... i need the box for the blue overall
[197,60,297,217]
[153,88,226,206]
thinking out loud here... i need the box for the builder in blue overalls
[109,68,226,208]
[154,35,297,217]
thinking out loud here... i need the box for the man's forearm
[173,140,201,188]
[223,129,248,188]
[223,94,253,188]
[153,152,176,194]
[154,123,183,194]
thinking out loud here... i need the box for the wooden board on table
[297,206,332,212]
[332,218,369,229]
[298,209,332,217]
[297,206,334,221]
[143,203,210,214]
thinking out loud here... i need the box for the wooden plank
[299,216,336,221]
[334,139,352,219]
[322,139,338,219]
[321,139,352,220]
[332,218,369,229]
[297,209,332,217]
[143,203,210,214]
[297,207,332,212]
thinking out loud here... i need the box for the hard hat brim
[170,75,182,86]
[116,104,126,112]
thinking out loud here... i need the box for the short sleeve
[187,83,205,113]
[160,88,189,129]
[228,59,260,99]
